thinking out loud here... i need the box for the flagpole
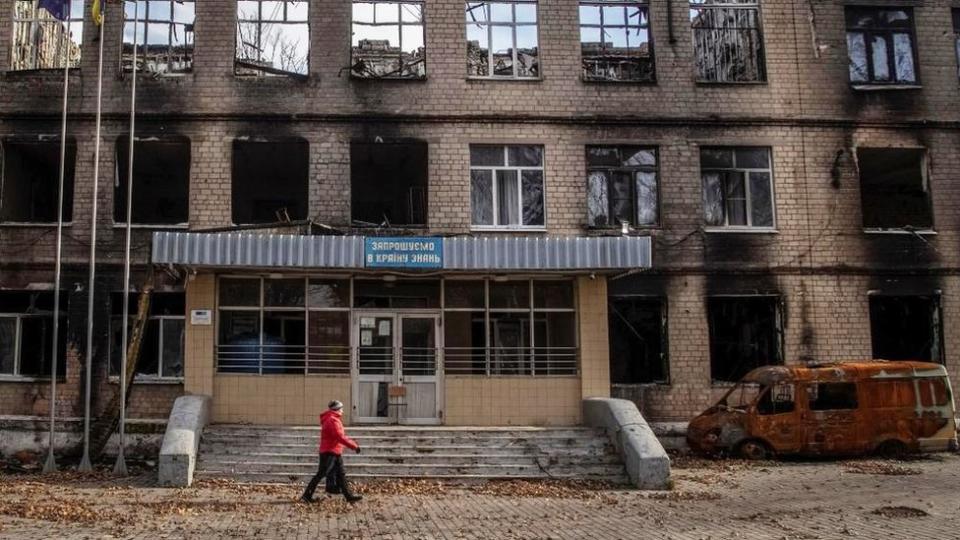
[78,0,106,474]
[115,0,140,477]
[43,0,72,475]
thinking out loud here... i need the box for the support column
[578,276,610,399]
[184,274,216,397]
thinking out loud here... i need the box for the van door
[750,382,801,454]
[802,381,861,456]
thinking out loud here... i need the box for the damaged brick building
[1,0,959,449]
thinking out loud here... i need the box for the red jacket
[318,410,358,455]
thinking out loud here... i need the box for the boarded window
[608,296,667,384]
[857,148,931,230]
[235,0,309,77]
[579,1,654,82]
[351,1,425,79]
[707,296,782,382]
[351,140,428,226]
[0,139,75,223]
[110,292,185,379]
[114,136,190,225]
[690,0,765,83]
[231,139,309,224]
[11,0,83,70]
[807,382,858,411]
[869,294,942,363]
[845,7,917,85]
[587,146,658,227]
[122,0,195,75]
[0,291,67,378]
[466,1,539,78]
[701,147,774,229]
[470,145,545,228]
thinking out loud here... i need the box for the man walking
[301,400,363,503]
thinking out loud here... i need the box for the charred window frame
[351,1,425,79]
[465,1,540,79]
[231,138,309,225]
[586,146,658,228]
[868,293,943,365]
[351,140,428,227]
[954,9,960,80]
[235,0,309,78]
[689,0,765,83]
[11,0,83,71]
[579,1,654,82]
[608,296,668,384]
[707,295,783,383]
[470,145,545,230]
[807,382,858,411]
[114,136,191,226]
[0,138,76,224]
[109,292,185,380]
[121,0,195,76]
[845,7,918,87]
[701,147,775,230]
[0,291,67,379]
[856,147,932,231]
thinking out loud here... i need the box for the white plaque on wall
[191,309,212,325]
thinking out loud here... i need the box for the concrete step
[195,470,630,484]
[201,434,610,448]
[201,443,615,457]
[196,461,628,478]
[198,453,623,467]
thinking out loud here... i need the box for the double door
[351,312,442,424]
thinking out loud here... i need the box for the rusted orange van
[687,361,958,459]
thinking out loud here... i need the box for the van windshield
[721,382,762,410]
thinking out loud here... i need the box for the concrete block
[158,395,211,487]
[583,397,671,490]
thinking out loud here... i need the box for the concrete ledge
[158,395,211,487]
[583,398,671,490]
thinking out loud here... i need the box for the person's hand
[355,446,362,454]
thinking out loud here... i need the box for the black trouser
[302,452,353,500]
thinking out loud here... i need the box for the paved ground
[1,453,958,539]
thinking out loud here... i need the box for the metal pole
[114,0,139,477]
[78,2,107,473]
[43,0,72,475]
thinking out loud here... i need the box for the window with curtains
[700,147,775,230]
[845,7,918,86]
[121,0,195,75]
[689,0,765,83]
[11,0,83,70]
[586,146,658,228]
[470,145,545,229]
[465,1,539,78]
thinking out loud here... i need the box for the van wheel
[876,440,907,459]
[737,440,771,460]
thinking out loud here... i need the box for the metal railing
[444,347,579,376]
[216,344,350,375]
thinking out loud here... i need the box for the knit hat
[328,400,344,411]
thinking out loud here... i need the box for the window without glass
[470,145,545,229]
[845,7,917,86]
[122,0,195,75]
[701,147,774,229]
[856,148,931,230]
[351,1,425,79]
[236,0,309,77]
[351,140,427,226]
[807,382,858,411]
[707,296,782,383]
[0,139,76,223]
[690,0,765,82]
[608,296,668,384]
[954,10,960,80]
[114,136,190,225]
[11,0,83,70]
[0,291,67,378]
[587,146,658,227]
[756,382,795,415]
[466,1,539,78]
[580,1,654,82]
[869,294,942,364]
[232,139,309,224]
[110,292,185,379]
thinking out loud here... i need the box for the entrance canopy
[151,232,651,272]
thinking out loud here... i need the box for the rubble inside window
[114,136,190,225]
[122,0,195,75]
[235,0,309,78]
[856,148,931,230]
[11,0,83,70]
[707,296,782,383]
[954,10,960,80]
[466,1,539,78]
[608,296,668,384]
[470,145,545,228]
[351,140,428,226]
[351,1,425,79]
[689,0,765,83]
[0,291,67,378]
[231,138,309,224]
[869,294,942,364]
[700,147,774,229]
[579,1,655,82]
[0,138,76,223]
[586,146,658,228]
[845,7,917,86]
[110,292,185,379]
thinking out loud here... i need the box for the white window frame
[121,0,196,76]
[465,0,540,80]
[700,147,776,232]
[110,311,185,381]
[235,0,310,78]
[0,313,58,380]
[350,0,426,79]
[585,145,659,228]
[469,145,546,231]
[11,0,84,71]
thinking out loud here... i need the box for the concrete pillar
[578,275,610,399]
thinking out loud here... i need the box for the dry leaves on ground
[470,479,615,499]
[355,478,448,495]
[843,461,921,476]
[872,506,929,518]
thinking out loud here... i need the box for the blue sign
[364,237,443,269]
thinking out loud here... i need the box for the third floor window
[236,0,309,78]
[845,7,918,86]
[11,0,83,71]
[690,0,765,83]
[466,1,539,79]
[579,0,654,82]
[122,0,195,75]
[351,1,426,79]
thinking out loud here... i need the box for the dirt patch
[843,461,921,476]
[872,506,929,518]
[644,490,722,502]
[669,453,779,472]
[470,479,617,499]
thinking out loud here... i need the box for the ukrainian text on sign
[364,237,443,268]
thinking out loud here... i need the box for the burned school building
[1,0,960,446]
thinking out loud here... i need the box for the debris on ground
[644,490,723,501]
[355,478,448,495]
[469,479,615,499]
[872,506,929,518]
[843,460,922,476]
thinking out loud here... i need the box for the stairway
[195,425,629,484]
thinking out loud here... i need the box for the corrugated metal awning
[151,232,651,272]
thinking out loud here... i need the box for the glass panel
[497,170,519,226]
[491,25,514,76]
[610,172,632,225]
[358,316,393,375]
[623,148,656,167]
[401,3,422,22]
[521,170,544,226]
[353,280,440,309]
[700,148,734,169]
[307,279,350,308]
[586,147,620,167]
[702,172,724,226]
[161,319,185,377]
[219,278,260,307]
[724,172,747,226]
[136,318,161,376]
[735,148,769,169]
[148,1,171,21]
[490,2,512,22]
[264,278,305,307]
[0,318,16,374]
[401,317,436,376]
[871,35,890,81]
[262,1,284,21]
[534,281,573,309]
[749,171,774,227]
[847,32,868,82]
[892,33,915,83]
[489,312,530,375]
[587,171,610,227]
[443,311,486,375]
[262,311,305,374]
[515,3,536,23]
[237,0,259,19]
[471,170,494,225]
[490,281,529,309]
[444,281,485,309]
[508,145,543,167]
[173,1,193,23]
[533,311,577,374]
[217,311,261,373]
[515,25,538,77]
[635,170,658,226]
[307,311,350,374]
[470,146,504,166]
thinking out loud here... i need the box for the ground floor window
[707,296,782,383]
[0,291,67,378]
[869,294,942,364]
[110,292,185,379]
[608,296,667,384]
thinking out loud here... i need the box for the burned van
[687,361,958,459]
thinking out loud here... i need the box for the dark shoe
[325,485,341,494]
[345,493,363,504]
[300,495,315,504]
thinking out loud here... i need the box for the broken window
[0,138,75,223]
[122,0,195,75]
[701,147,774,229]
[110,292,185,379]
[470,145,545,229]
[807,382,858,411]
[954,10,960,80]
[608,296,668,384]
[351,140,427,226]
[856,148,931,230]
[587,146,658,228]
[707,296,782,383]
[11,0,83,71]
[689,0,765,83]
[0,291,67,378]
[845,7,917,86]
[231,138,309,224]
[351,1,425,79]
[580,1,654,82]
[466,1,539,78]
[756,382,794,415]
[869,294,942,364]
[235,0,309,77]
[114,136,190,225]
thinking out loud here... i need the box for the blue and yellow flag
[92,0,103,26]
